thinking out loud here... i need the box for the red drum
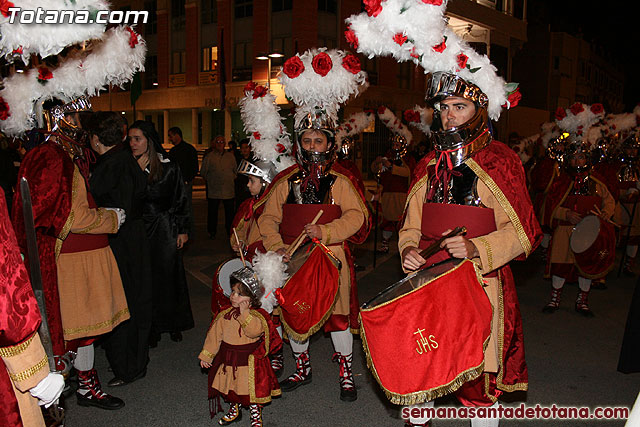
[570,215,616,279]
[359,259,492,405]
[278,242,341,342]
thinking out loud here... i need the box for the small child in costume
[200,258,285,427]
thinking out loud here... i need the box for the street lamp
[256,51,284,88]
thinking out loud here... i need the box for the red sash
[419,203,496,274]
[61,191,109,253]
[278,245,340,341]
[279,204,342,244]
[359,260,492,404]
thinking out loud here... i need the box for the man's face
[240,143,251,158]
[168,131,181,145]
[300,130,328,152]
[569,152,587,168]
[213,137,225,153]
[439,97,476,130]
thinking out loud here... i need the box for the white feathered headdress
[278,48,368,130]
[251,251,289,313]
[377,105,412,144]
[555,103,605,137]
[335,110,374,149]
[345,0,520,120]
[0,26,146,136]
[238,82,294,173]
[403,105,433,136]
[0,0,109,64]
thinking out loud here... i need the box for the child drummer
[199,262,284,426]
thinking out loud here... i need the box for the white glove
[105,208,126,229]
[29,372,64,408]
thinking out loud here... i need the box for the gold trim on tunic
[9,356,48,383]
[0,333,36,358]
[63,307,129,336]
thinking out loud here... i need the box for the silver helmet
[230,266,264,301]
[237,158,277,184]
[563,134,592,175]
[426,72,492,167]
[295,123,336,179]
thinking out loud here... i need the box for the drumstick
[418,226,467,261]
[286,210,324,257]
[589,209,621,228]
[233,228,246,267]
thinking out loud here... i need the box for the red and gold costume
[256,163,370,335]
[199,307,282,413]
[379,152,416,233]
[1,189,49,427]
[399,141,541,406]
[11,142,129,362]
[230,197,266,261]
[530,155,560,225]
[542,171,615,281]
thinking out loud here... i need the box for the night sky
[533,0,640,110]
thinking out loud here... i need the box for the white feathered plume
[252,251,289,313]
[605,112,637,137]
[278,48,368,130]
[511,134,538,164]
[403,105,433,135]
[540,121,560,148]
[555,103,605,136]
[0,0,109,64]
[0,26,146,136]
[377,105,412,144]
[238,82,294,172]
[335,111,374,149]
[346,0,520,120]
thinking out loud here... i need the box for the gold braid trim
[0,333,36,358]
[55,167,81,258]
[109,210,119,234]
[359,311,490,405]
[239,313,254,329]
[476,237,493,272]
[63,307,129,336]
[76,208,104,234]
[9,356,48,383]
[248,310,280,403]
[495,272,528,392]
[330,170,370,225]
[199,349,215,361]
[466,159,532,257]
[252,167,299,212]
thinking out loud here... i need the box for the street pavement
[65,188,639,426]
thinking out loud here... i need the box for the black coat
[89,143,152,380]
[142,157,194,333]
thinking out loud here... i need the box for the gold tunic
[56,166,129,341]
[399,179,525,373]
[258,172,366,317]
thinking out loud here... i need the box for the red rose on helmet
[364,0,383,17]
[342,54,361,74]
[283,56,305,79]
[569,102,584,115]
[244,81,257,93]
[276,143,286,153]
[502,88,522,109]
[432,39,446,53]
[393,33,408,45]
[345,27,359,50]
[378,105,386,115]
[422,0,443,5]
[555,107,567,121]
[1,0,16,18]
[37,67,53,83]
[0,96,10,121]
[404,110,420,123]
[456,53,468,69]
[253,132,261,140]
[590,103,604,114]
[125,26,139,48]
[253,85,268,99]
[312,52,333,77]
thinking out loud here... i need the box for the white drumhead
[217,258,245,297]
[570,215,601,254]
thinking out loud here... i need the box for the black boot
[280,350,311,392]
[333,352,357,401]
[76,369,125,410]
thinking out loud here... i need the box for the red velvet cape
[405,141,542,394]
[12,142,74,358]
[1,189,43,427]
[380,152,416,194]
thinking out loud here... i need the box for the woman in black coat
[88,112,152,386]
[128,120,194,346]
